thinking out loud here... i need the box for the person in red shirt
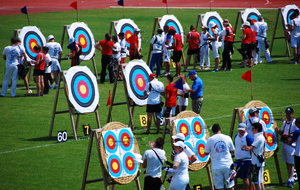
[128,28,141,61]
[94,33,116,83]
[169,29,183,76]
[184,25,200,71]
[220,19,235,71]
[32,45,46,96]
[66,37,82,67]
[240,21,253,68]
[164,74,178,126]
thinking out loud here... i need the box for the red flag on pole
[241,70,252,82]
[106,90,112,106]
[70,1,77,10]
[162,0,167,3]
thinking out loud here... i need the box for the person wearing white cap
[169,141,189,190]
[278,107,297,188]
[204,124,235,190]
[240,21,253,68]
[128,27,141,61]
[207,22,220,72]
[233,123,254,190]
[171,133,197,164]
[46,35,63,89]
[243,107,266,138]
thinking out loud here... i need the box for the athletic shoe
[198,67,203,70]
[204,67,210,70]
[49,85,54,89]
[53,84,58,89]
[34,94,40,97]
[287,180,293,188]
[211,69,218,72]
[290,61,297,65]
[219,68,225,71]
[162,71,168,75]
[164,72,170,76]
[27,89,32,94]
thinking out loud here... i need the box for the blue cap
[186,70,197,77]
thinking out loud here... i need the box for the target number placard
[82,124,91,136]
[263,170,271,184]
[139,115,147,127]
[57,130,68,142]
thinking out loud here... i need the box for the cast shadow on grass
[25,136,58,141]
[281,79,300,81]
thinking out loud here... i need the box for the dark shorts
[236,160,252,179]
[146,103,162,113]
[33,69,45,76]
[144,176,162,190]
[187,48,199,55]
[241,44,252,59]
[173,51,182,62]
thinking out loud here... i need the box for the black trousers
[100,55,114,83]
[221,41,233,70]
[144,176,162,190]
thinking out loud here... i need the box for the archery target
[123,152,138,176]
[195,140,209,162]
[175,119,191,140]
[65,66,99,113]
[202,12,224,35]
[260,107,273,128]
[107,154,123,178]
[265,129,277,151]
[119,128,134,152]
[191,117,205,139]
[124,60,151,105]
[241,8,263,23]
[18,26,46,62]
[103,130,118,154]
[68,22,95,60]
[159,15,184,42]
[282,5,299,29]
[115,19,141,50]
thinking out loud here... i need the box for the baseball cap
[223,19,229,24]
[48,35,55,41]
[186,70,197,77]
[202,25,208,29]
[242,21,250,27]
[209,21,216,28]
[134,28,140,32]
[68,37,75,44]
[172,133,185,141]
[149,73,156,78]
[238,123,247,131]
[157,28,163,33]
[249,107,260,114]
[285,107,294,114]
[173,141,185,149]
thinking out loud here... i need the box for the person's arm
[190,154,197,164]
[142,159,147,168]
[3,55,6,60]
[94,42,102,51]
[173,161,180,169]
[242,145,255,152]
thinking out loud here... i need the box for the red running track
[0,0,299,15]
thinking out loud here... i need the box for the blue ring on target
[191,117,205,139]
[165,19,181,35]
[107,154,123,178]
[247,12,260,22]
[73,27,92,55]
[121,23,135,48]
[287,9,296,25]
[70,71,95,107]
[129,65,149,100]
[184,141,194,154]
[119,128,134,152]
[123,152,138,175]
[24,31,44,60]
[259,107,273,129]
[195,140,209,162]
[265,129,277,151]
[103,130,118,154]
[207,16,223,35]
[175,119,191,140]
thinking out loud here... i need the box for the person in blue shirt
[185,70,204,114]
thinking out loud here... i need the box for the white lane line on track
[0,104,299,155]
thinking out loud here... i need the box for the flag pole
[26,14,30,25]
[122,6,125,18]
[76,9,78,21]
[250,71,253,100]
[166,1,169,14]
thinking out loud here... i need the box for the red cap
[149,73,156,78]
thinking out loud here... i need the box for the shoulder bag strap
[152,149,163,165]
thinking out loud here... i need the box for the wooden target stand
[147,17,186,68]
[106,63,136,130]
[169,111,215,190]
[269,8,291,57]
[229,100,283,186]
[61,25,98,78]
[81,122,141,190]
[48,70,101,140]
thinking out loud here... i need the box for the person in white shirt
[290,118,300,189]
[42,46,52,95]
[118,32,127,64]
[278,107,297,188]
[256,16,272,63]
[204,124,235,190]
[207,22,220,72]
[287,9,300,64]
[144,73,164,134]
[0,37,19,97]
[176,75,190,113]
[244,107,267,138]
[243,123,265,190]
[143,137,166,190]
[171,133,197,164]
[149,28,164,78]
[199,26,211,70]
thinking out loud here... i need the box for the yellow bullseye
[31,42,37,50]
[137,78,144,87]
[127,33,132,39]
[80,37,86,46]
[79,85,87,95]
[108,138,114,147]
[200,147,204,155]
[195,124,200,132]
[127,159,133,167]
[267,136,273,143]
[181,126,187,134]
[112,161,119,170]
[123,136,129,145]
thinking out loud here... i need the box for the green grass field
[0,8,300,190]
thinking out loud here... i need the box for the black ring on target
[23,31,44,60]
[121,23,135,48]
[73,27,92,56]
[128,65,149,100]
[247,12,260,22]
[70,71,95,107]
[206,15,223,34]
[165,19,181,35]
[286,9,296,25]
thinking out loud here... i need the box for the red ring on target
[78,34,87,49]
[134,74,146,91]
[77,80,89,99]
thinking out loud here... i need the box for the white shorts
[211,42,219,58]
[164,49,171,62]
[290,36,300,48]
[252,166,264,184]
[282,143,295,164]
[212,166,234,189]
[50,58,61,71]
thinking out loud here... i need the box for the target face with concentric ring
[260,107,273,129]
[124,60,151,105]
[160,15,184,42]
[191,117,205,139]
[195,140,209,162]
[107,154,123,178]
[282,5,299,29]
[123,152,138,176]
[242,8,263,23]
[65,66,99,113]
[115,19,141,50]
[265,129,277,151]
[18,26,46,62]
[119,128,134,152]
[68,22,95,60]
[202,12,224,35]
[175,119,191,141]
[103,130,118,154]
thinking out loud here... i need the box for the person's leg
[185,54,191,71]
[39,75,44,95]
[149,53,156,72]
[35,75,40,95]
[10,66,18,97]
[100,55,107,83]
[156,53,162,77]
[146,112,152,133]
